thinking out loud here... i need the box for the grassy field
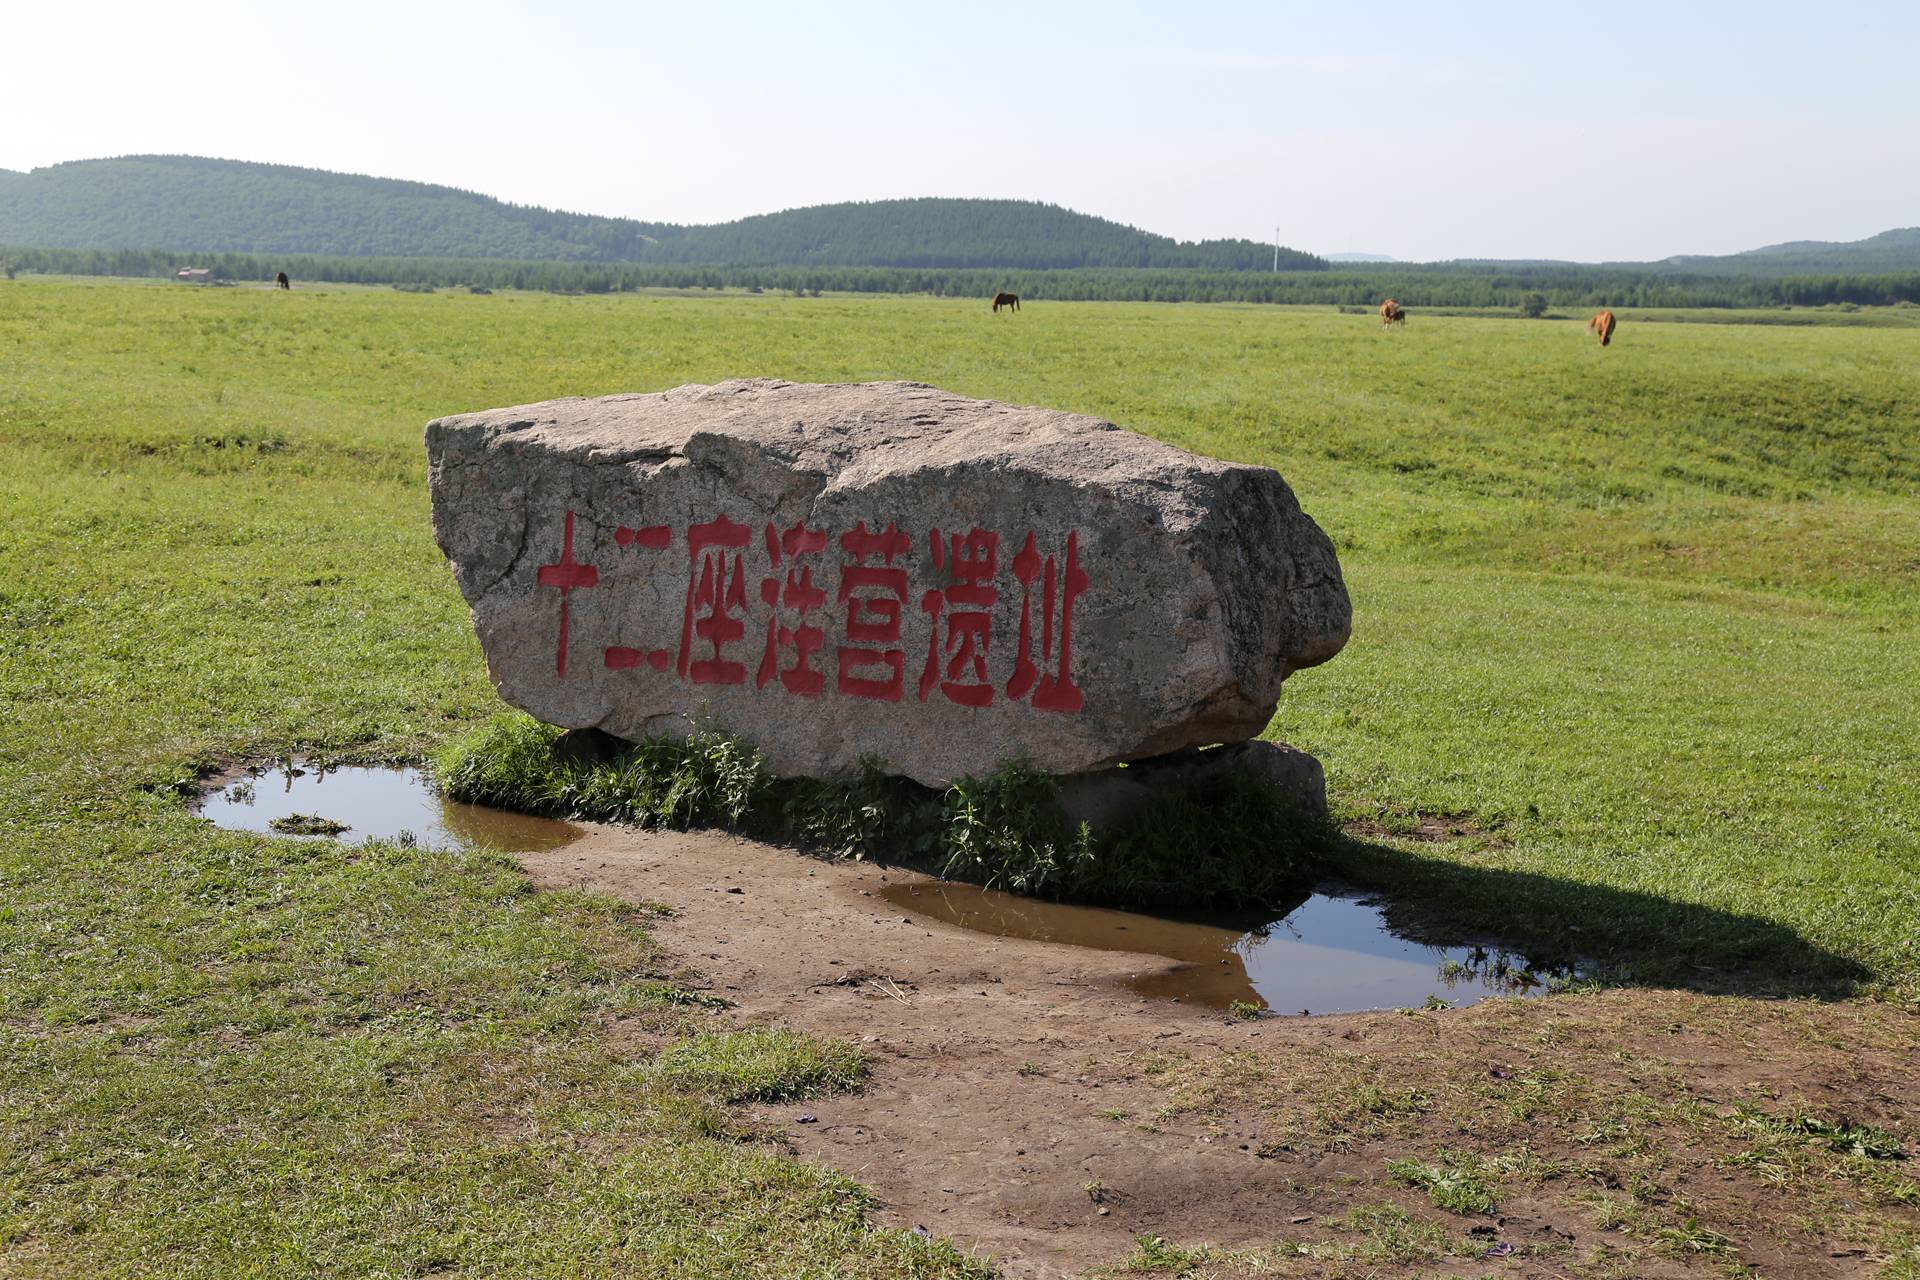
[2,278,1916,1275]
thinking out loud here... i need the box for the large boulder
[426,380,1349,786]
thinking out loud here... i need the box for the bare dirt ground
[521,827,1920,1280]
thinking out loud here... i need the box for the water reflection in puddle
[881,881,1572,1015]
[197,761,582,854]
[197,763,1565,1012]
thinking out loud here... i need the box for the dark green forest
[6,153,1918,308]
[9,243,1919,310]
[621,197,1317,270]
[0,157,676,261]
[0,156,1322,271]
[5,154,1915,277]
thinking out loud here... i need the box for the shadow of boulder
[1320,833,1871,1001]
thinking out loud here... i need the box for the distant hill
[1738,228,1920,257]
[1593,228,1920,276]
[634,197,1320,270]
[1338,231,1920,276]
[0,156,676,261]
[1687,227,1920,274]
[0,155,1324,271]
[1384,229,1920,276]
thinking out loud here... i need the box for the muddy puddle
[881,881,1573,1015]
[198,762,1566,1015]
[197,761,582,854]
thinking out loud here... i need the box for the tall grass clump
[433,712,573,812]
[586,732,771,828]
[435,713,1324,910]
[652,1028,866,1102]
[939,763,1094,896]
[436,715,771,828]
[778,756,933,859]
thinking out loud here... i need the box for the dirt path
[522,828,1920,1280]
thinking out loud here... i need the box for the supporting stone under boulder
[427,379,1349,787]
[1057,739,1329,831]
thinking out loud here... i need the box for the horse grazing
[275,271,290,290]
[1588,310,1617,346]
[991,291,1020,313]
[1380,298,1405,327]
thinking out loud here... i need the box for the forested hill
[0,156,677,261]
[1435,230,1920,276]
[633,198,1317,270]
[0,155,1324,270]
[1663,227,1920,275]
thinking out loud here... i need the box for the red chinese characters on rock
[836,520,912,701]
[1006,530,1089,713]
[603,522,673,672]
[535,513,1089,711]
[918,528,998,707]
[678,515,752,685]
[757,521,829,697]
[536,510,599,678]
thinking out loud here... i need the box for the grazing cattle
[275,271,290,290]
[991,291,1020,313]
[1588,309,1617,346]
[1380,298,1405,327]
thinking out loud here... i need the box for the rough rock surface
[427,379,1349,785]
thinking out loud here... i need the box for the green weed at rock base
[779,756,930,859]
[436,714,1326,910]
[940,762,1095,895]
[436,716,773,829]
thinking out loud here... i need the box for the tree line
[8,244,1919,309]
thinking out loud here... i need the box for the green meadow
[2,278,1916,1274]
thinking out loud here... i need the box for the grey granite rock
[427,379,1349,785]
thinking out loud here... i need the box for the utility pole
[1273,226,1280,272]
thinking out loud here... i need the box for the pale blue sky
[7,1,1915,260]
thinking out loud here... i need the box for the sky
[5,0,1916,261]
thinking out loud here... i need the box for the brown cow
[991,291,1020,313]
[1380,298,1405,327]
[1588,309,1617,346]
